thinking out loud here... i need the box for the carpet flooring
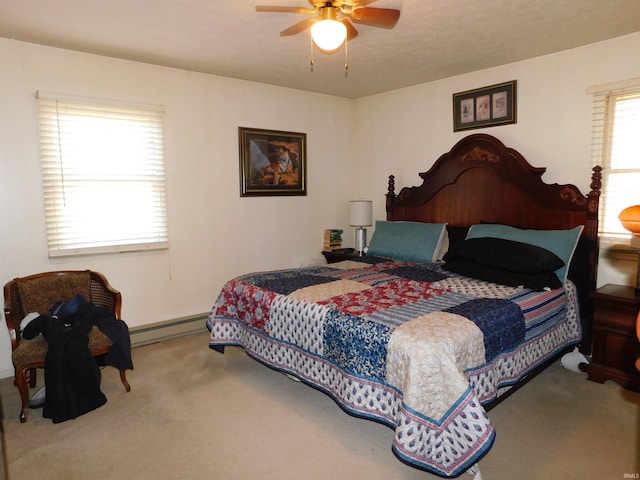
[1,331,638,480]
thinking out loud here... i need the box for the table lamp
[619,205,640,290]
[350,200,372,256]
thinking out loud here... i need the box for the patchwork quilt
[207,257,581,477]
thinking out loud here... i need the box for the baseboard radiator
[0,314,209,379]
[129,312,209,348]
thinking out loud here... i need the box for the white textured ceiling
[1,0,639,99]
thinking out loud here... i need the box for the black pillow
[443,237,565,274]
[446,225,470,250]
[443,259,563,291]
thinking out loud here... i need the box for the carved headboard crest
[458,146,499,164]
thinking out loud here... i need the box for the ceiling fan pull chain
[310,34,315,72]
[344,36,349,77]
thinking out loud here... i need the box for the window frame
[36,91,169,258]
[588,78,640,245]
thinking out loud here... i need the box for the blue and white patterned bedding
[207,256,581,477]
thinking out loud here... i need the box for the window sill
[600,237,640,261]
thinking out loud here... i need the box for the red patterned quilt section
[318,278,447,316]
[214,279,277,333]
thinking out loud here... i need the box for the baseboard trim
[0,314,209,379]
[129,313,209,348]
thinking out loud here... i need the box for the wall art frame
[453,80,517,132]
[238,127,307,197]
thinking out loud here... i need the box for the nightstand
[587,284,640,391]
[322,248,362,264]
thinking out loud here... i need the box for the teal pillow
[367,221,447,263]
[465,224,583,284]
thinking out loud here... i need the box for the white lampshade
[350,200,372,227]
[311,19,347,51]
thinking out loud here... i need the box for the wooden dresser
[587,284,640,391]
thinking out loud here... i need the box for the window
[589,79,640,241]
[37,92,169,257]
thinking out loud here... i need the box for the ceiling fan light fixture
[311,18,346,52]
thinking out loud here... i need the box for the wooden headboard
[386,134,602,351]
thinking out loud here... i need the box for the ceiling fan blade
[350,7,400,28]
[342,19,359,41]
[280,18,319,36]
[256,5,318,14]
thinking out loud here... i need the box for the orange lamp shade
[618,205,640,235]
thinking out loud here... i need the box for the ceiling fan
[256,0,401,52]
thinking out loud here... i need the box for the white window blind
[589,80,640,240]
[37,92,169,257]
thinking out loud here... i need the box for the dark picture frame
[239,127,307,197]
[453,80,517,132]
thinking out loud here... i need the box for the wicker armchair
[3,270,131,423]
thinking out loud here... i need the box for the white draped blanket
[387,312,486,420]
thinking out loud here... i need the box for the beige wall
[1,32,639,376]
[0,39,355,376]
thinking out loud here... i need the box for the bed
[207,134,602,477]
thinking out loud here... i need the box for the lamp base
[631,236,640,292]
[354,227,367,256]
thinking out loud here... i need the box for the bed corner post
[386,175,396,220]
[581,165,603,356]
[587,165,603,281]
[588,165,602,217]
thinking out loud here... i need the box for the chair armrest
[3,281,21,350]
[89,271,122,319]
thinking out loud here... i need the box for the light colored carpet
[1,331,638,480]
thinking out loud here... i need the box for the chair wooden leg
[15,367,31,423]
[119,369,131,392]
